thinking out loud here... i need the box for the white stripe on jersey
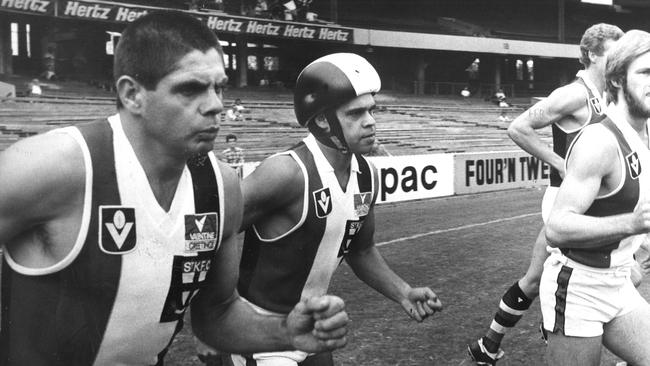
[300,135,362,300]
[94,115,221,365]
[4,127,93,275]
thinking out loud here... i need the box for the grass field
[2,188,646,365]
[164,187,649,366]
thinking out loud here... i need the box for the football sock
[482,281,533,354]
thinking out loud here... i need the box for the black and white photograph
[1,1,650,365]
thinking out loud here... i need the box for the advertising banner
[369,154,455,204]
[242,154,454,205]
[53,0,353,43]
[1,0,54,16]
[59,0,148,22]
[204,16,353,42]
[454,150,549,194]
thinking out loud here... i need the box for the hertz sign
[204,16,352,42]
[0,0,353,44]
[1,0,54,15]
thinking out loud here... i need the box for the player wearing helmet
[229,53,443,366]
[0,12,349,366]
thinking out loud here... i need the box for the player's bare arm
[546,125,643,248]
[345,208,443,322]
[192,163,349,353]
[508,83,590,176]
[192,283,349,354]
[240,154,303,232]
[0,131,85,265]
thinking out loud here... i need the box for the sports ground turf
[1,187,644,364]
[163,187,649,365]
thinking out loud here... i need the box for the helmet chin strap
[310,111,350,154]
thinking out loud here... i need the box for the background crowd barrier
[241,149,549,204]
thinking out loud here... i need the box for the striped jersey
[238,134,377,314]
[556,116,644,268]
[550,71,607,187]
[0,115,225,366]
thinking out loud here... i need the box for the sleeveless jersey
[557,117,641,268]
[550,72,607,187]
[238,134,377,314]
[0,115,225,366]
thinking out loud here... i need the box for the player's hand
[637,236,650,274]
[631,260,644,287]
[631,199,650,234]
[400,287,443,322]
[286,295,349,353]
[558,164,566,179]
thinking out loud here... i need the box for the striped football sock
[482,281,532,353]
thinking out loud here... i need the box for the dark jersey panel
[238,141,373,314]
[549,76,607,187]
[1,120,121,366]
[239,142,327,314]
[561,118,640,268]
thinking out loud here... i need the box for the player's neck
[120,111,187,210]
[316,139,352,171]
[583,67,605,93]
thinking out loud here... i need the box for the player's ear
[313,113,330,132]
[588,50,599,65]
[116,75,145,114]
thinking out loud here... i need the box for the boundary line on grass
[376,212,540,247]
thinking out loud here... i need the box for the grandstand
[5,0,650,98]
[0,80,543,162]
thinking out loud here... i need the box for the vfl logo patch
[313,187,332,218]
[184,213,219,252]
[626,151,642,179]
[589,97,604,115]
[99,206,136,254]
[353,192,372,217]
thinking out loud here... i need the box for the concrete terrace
[0,79,550,162]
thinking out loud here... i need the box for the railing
[388,77,558,99]
[409,80,515,99]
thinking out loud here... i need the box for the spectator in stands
[231,53,442,366]
[0,11,349,366]
[188,0,200,10]
[269,0,285,19]
[283,0,297,20]
[27,78,42,98]
[226,98,246,121]
[253,0,269,16]
[543,29,650,366]
[221,133,245,177]
[493,88,510,122]
[41,46,56,81]
[465,58,480,95]
[468,23,625,366]
[296,0,313,21]
[494,88,508,107]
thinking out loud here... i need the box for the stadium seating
[0,82,550,161]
